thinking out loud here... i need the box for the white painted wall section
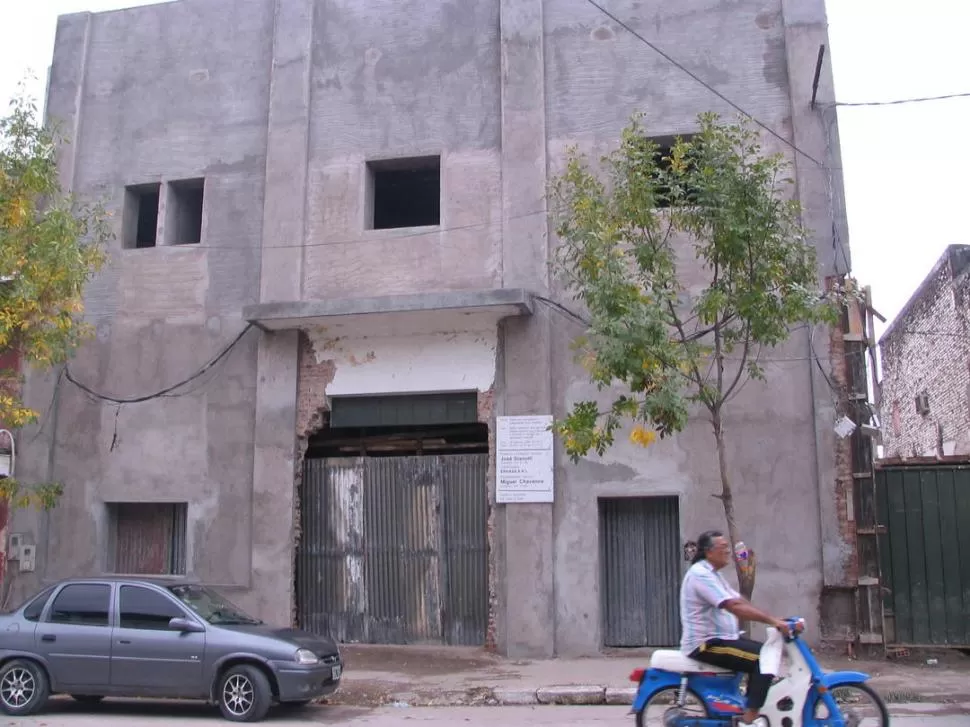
[308,328,498,396]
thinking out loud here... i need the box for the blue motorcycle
[629,618,889,726]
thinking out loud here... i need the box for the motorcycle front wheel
[634,686,709,727]
[811,682,890,727]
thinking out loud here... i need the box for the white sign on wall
[496,414,554,504]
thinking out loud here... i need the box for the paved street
[6,701,970,726]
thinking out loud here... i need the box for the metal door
[600,496,681,647]
[877,463,970,647]
[297,453,488,646]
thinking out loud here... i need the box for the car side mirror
[169,617,204,633]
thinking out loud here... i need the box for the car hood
[218,625,339,656]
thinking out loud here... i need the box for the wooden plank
[955,468,970,646]
[921,470,947,645]
[876,470,894,614]
[887,470,913,642]
[936,469,965,645]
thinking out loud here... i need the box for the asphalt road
[6,701,970,726]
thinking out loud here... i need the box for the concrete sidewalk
[324,644,970,709]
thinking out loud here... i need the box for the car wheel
[71,694,105,704]
[218,664,272,722]
[0,659,50,716]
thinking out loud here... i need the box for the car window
[119,585,187,630]
[48,584,111,627]
[21,586,56,622]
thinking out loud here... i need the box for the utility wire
[835,91,970,108]
[64,323,255,404]
[581,0,825,168]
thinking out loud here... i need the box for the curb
[331,684,970,710]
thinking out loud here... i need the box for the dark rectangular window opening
[107,502,187,576]
[123,183,161,248]
[650,134,697,209]
[166,178,205,245]
[368,156,440,230]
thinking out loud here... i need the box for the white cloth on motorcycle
[759,627,785,676]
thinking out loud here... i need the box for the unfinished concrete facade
[10,0,855,657]
[879,245,970,459]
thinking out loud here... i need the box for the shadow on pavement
[41,697,372,722]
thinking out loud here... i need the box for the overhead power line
[581,0,825,168]
[835,91,970,108]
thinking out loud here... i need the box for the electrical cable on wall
[64,322,255,405]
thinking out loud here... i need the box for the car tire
[217,664,272,722]
[71,694,105,704]
[0,659,50,716]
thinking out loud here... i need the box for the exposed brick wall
[477,388,498,652]
[879,247,970,458]
[291,332,336,627]
[826,304,859,589]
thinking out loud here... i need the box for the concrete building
[879,245,970,459]
[11,0,855,657]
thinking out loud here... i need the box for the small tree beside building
[0,87,109,509]
[550,112,839,601]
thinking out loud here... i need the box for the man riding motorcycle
[680,530,802,727]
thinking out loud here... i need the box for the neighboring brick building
[879,245,970,458]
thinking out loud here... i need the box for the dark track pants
[689,637,774,710]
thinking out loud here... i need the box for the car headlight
[295,648,319,665]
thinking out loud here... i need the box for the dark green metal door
[876,463,970,647]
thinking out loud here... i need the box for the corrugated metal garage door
[297,453,488,646]
[600,496,681,647]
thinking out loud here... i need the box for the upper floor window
[366,156,440,230]
[123,178,205,248]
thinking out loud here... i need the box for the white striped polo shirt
[679,559,741,654]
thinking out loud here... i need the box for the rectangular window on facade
[650,135,697,208]
[107,502,188,576]
[123,183,161,248]
[165,178,205,245]
[367,156,440,230]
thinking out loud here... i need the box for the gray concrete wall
[13,0,274,605]
[14,0,853,655]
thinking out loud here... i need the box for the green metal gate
[876,462,970,647]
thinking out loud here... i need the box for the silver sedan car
[0,577,343,722]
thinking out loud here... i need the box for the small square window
[367,156,440,230]
[123,183,161,249]
[165,178,205,245]
[107,502,187,575]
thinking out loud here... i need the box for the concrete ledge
[492,687,539,706]
[243,288,536,332]
[605,687,637,705]
[536,685,606,705]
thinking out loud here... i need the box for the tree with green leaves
[0,86,109,509]
[550,112,839,600]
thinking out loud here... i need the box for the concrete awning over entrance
[242,288,535,337]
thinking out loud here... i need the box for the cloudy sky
[2,0,968,339]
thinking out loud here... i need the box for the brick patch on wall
[291,331,336,626]
[477,387,498,652]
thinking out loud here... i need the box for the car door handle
[119,639,131,644]
[41,634,56,642]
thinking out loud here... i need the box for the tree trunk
[711,409,757,628]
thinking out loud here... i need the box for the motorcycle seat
[649,650,734,674]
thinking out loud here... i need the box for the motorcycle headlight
[295,648,319,665]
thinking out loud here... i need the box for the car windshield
[167,584,263,626]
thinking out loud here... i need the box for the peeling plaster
[307,328,498,396]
